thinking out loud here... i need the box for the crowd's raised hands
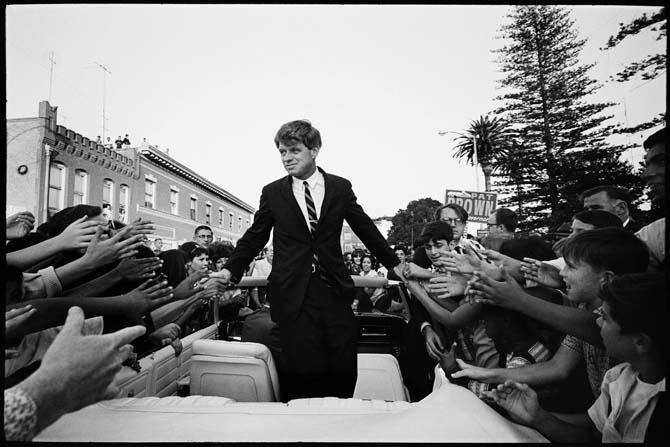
[466,266,526,309]
[6,211,36,240]
[82,225,146,266]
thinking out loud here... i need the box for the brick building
[6,101,255,248]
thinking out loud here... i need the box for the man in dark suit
[212,120,404,400]
[580,185,644,233]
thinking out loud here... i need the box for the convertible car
[34,276,547,442]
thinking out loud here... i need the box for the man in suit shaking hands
[212,120,405,400]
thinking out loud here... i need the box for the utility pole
[48,52,56,102]
[94,62,112,141]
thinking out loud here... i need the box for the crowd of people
[3,126,665,442]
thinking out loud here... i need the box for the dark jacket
[224,168,398,323]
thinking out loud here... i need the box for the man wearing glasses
[193,225,214,248]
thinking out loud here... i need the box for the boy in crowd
[486,273,665,442]
[453,228,650,402]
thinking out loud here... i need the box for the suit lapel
[281,175,312,237]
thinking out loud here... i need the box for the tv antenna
[94,62,112,141]
[48,52,56,101]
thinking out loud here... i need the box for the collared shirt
[588,362,665,443]
[291,168,325,232]
[622,217,631,228]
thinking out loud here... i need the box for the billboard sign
[445,189,497,224]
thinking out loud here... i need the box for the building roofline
[139,145,255,213]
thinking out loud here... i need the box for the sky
[6,4,666,219]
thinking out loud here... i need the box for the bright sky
[6,4,666,218]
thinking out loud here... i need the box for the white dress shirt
[291,168,325,231]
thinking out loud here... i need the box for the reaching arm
[486,380,597,442]
[469,268,602,346]
[6,216,100,270]
[451,343,581,386]
[405,279,481,329]
[6,280,173,344]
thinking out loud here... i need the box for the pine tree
[492,5,644,232]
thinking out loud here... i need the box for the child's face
[560,257,604,304]
[424,239,451,266]
[215,257,227,271]
[596,302,635,362]
[190,254,210,273]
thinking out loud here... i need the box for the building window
[102,179,115,220]
[245,219,250,229]
[119,184,129,223]
[170,188,179,214]
[48,162,66,216]
[218,208,224,226]
[205,203,212,224]
[344,233,352,241]
[144,179,156,208]
[73,169,88,205]
[229,212,234,230]
[190,197,197,220]
[238,215,242,231]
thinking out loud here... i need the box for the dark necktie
[303,181,318,234]
[303,181,321,270]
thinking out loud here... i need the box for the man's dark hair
[573,210,623,229]
[194,225,213,235]
[494,208,518,232]
[434,203,469,223]
[643,127,666,149]
[599,272,666,360]
[562,227,649,274]
[274,120,322,150]
[419,221,454,245]
[578,185,633,209]
[499,236,555,262]
[178,241,199,256]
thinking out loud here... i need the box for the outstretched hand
[6,305,37,339]
[484,380,542,426]
[450,358,496,383]
[483,249,524,281]
[24,306,146,425]
[6,211,35,240]
[425,273,468,299]
[423,325,444,361]
[467,266,527,310]
[83,225,146,266]
[520,258,564,289]
[55,215,100,251]
[121,279,174,323]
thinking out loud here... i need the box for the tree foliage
[452,115,511,191]
[386,197,443,247]
[491,5,644,232]
[601,7,666,82]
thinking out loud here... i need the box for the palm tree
[452,115,510,192]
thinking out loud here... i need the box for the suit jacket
[224,168,399,323]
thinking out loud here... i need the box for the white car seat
[190,339,281,402]
[354,353,409,402]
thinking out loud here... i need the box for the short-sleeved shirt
[588,362,665,442]
[635,217,665,272]
[561,333,617,398]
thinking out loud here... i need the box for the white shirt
[291,168,325,231]
[588,362,665,443]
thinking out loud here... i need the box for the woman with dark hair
[349,248,366,275]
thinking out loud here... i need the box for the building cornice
[139,146,255,213]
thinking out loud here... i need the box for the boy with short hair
[486,272,665,442]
